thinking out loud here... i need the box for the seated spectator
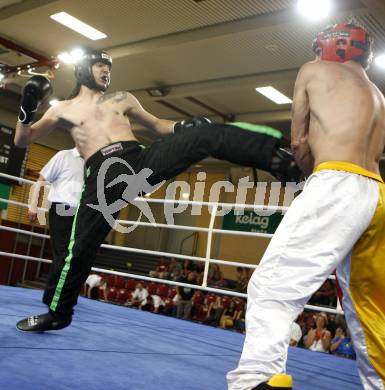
[240,267,252,293]
[304,312,332,353]
[203,296,223,326]
[289,318,303,347]
[167,258,182,280]
[208,264,221,285]
[83,273,107,300]
[125,282,149,309]
[163,290,180,317]
[182,260,196,276]
[176,271,197,320]
[212,272,228,289]
[151,288,166,314]
[219,299,237,329]
[233,308,245,333]
[235,267,244,291]
[194,261,205,276]
[330,327,356,360]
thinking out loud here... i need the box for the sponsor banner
[222,210,284,234]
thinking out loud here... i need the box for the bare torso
[53,92,138,160]
[306,61,385,174]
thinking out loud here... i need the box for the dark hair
[67,82,82,100]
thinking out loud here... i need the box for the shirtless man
[227,22,385,390]
[14,47,299,332]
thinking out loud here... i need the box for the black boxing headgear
[312,22,373,69]
[74,48,112,91]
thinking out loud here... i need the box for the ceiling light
[297,0,331,20]
[58,52,74,64]
[255,86,292,105]
[181,192,190,199]
[50,12,107,40]
[374,54,385,69]
[70,48,85,62]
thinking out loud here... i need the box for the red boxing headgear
[312,22,373,69]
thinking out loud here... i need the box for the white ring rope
[0,172,288,212]
[0,171,339,314]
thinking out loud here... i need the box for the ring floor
[0,285,362,390]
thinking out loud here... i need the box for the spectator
[83,273,107,300]
[240,267,252,293]
[304,312,332,353]
[182,260,196,276]
[330,327,356,360]
[203,296,223,326]
[235,267,244,291]
[208,264,221,285]
[167,258,182,280]
[176,271,197,320]
[220,299,237,329]
[194,261,205,276]
[151,289,166,314]
[233,308,245,333]
[212,272,228,289]
[289,319,303,347]
[126,282,149,309]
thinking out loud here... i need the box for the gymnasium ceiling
[0,0,385,168]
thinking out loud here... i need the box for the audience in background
[304,312,332,353]
[176,271,197,320]
[89,259,357,362]
[219,299,237,329]
[83,273,107,300]
[203,296,223,326]
[289,318,303,347]
[234,311,245,333]
[330,326,356,360]
[126,282,149,309]
[207,264,221,285]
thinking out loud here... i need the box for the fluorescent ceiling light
[255,86,292,105]
[50,12,107,40]
[70,48,85,62]
[57,52,74,64]
[297,0,331,20]
[374,54,385,69]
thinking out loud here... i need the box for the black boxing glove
[174,116,212,133]
[270,147,302,184]
[18,76,52,125]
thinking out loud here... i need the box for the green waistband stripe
[228,122,282,139]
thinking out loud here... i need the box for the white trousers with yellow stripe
[227,162,385,390]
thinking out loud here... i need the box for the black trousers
[43,203,76,307]
[47,123,281,315]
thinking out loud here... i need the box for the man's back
[305,60,385,173]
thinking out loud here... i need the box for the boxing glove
[174,117,212,133]
[18,76,52,125]
[270,147,302,183]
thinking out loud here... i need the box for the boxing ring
[0,172,362,389]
